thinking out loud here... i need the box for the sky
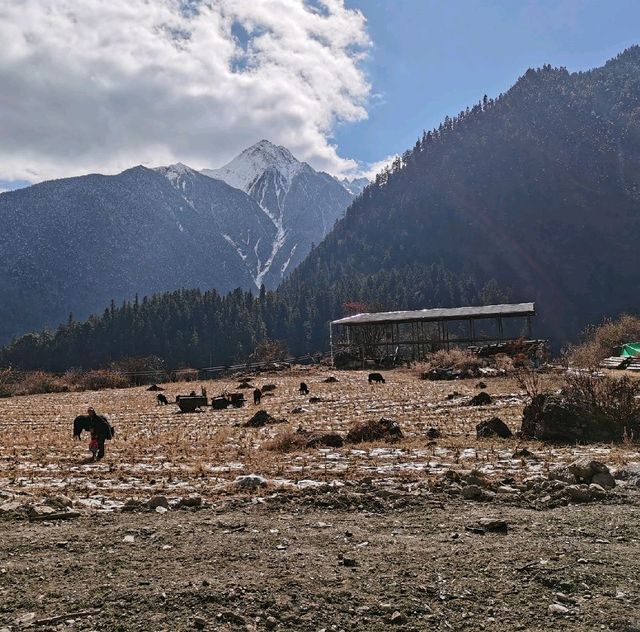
[0,0,639,191]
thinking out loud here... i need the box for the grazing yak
[299,382,309,395]
[157,393,169,405]
[368,372,386,384]
[253,388,262,405]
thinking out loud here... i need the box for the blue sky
[1,0,639,189]
[337,0,640,165]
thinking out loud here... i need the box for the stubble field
[1,366,639,631]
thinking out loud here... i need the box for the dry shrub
[563,371,640,439]
[0,367,13,397]
[494,353,514,372]
[566,313,640,367]
[13,371,70,395]
[264,428,308,453]
[514,366,541,400]
[74,369,130,391]
[423,348,482,372]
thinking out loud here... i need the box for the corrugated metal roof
[331,302,535,326]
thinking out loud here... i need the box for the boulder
[426,427,441,439]
[476,417,512,439]
[346,417,403,444]
[469,391,492,406]
[521,393,628,443]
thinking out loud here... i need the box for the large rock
[476,417,512,439]
[521,394,627,442]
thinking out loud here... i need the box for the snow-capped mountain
[202,140,355,287]
[0,141,362,343]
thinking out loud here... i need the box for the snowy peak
[338,176,369,196]
[156,162,199,186]
[202,139,305,193]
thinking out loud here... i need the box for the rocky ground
[1,367,640,630]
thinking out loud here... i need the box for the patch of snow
[202,140,303,194]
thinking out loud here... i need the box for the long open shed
[330,302,536,365]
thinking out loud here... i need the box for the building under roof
[330,302,536,365]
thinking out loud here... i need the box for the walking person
[74,407,114,461]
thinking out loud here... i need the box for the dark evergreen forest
[3,46,640,371]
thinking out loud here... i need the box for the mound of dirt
[244,410,286,428]
[346,417,403,444]
[476,417,512,439]
[469,391,492,406]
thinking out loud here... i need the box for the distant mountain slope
[202,140,354,285]
[284,46,640,342]
[0,166,273,342]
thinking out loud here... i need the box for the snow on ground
[1,368,638,512]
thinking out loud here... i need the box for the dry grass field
[0,366,639,506]
[2,367,640,631]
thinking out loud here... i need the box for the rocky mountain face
[202,140,354,287]
[0,142,361,343]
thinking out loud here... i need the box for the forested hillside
[3,47,640,371]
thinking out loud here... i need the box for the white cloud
[355,153,398,180]
[0,0,371,182]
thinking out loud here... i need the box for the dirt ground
[1,366,640,631]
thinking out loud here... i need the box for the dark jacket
[89,414,114,440]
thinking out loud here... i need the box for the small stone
[234,474,268,489]
[548,603,569,615]
[14,612,36,625]
[342,557,357,567]
[147,495,170,510]
[497,485,519,494]
[123,535,135,543]
[265,616,278,629]
[478,518,508,533]
[178,495,202,508]
[588,483,607,499]
[390,611,407,624]
[0,501,22,513]
[155,506,168,514]
[29,505,55,518]
[193,616,207,629]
